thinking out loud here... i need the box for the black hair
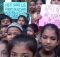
[40,23,59,40]
[36,0,46,4]
[28,24,38,33]
[8,34,37,57]
[0,14,12,23]
[41,0,46,4]
[17,15,28,25]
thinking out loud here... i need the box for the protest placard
[39,4,60,28]
[4,2,27,19]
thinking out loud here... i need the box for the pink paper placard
[39,4,60,28]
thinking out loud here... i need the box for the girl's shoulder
[35,47,42,57]
[55,45,60,57]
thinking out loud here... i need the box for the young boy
[7,22,23,42]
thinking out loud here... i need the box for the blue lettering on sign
[4,2,27,19]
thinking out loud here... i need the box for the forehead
[1,18,10,21]
[36,0,43,4]
[30,1,35,5]
[11,42,30,52]
[27,27,34,31]
[27,26,33,29]
[18,17,24,19]
[42,28,56,36]
[8,27,19,31]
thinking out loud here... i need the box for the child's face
[1,18,11,26]
[29,1,36,12]
[10,42,33,57]
[40,28,58,52]
[0,43,8,57]
[7,27,21,41]
[27,27,34,36]
[36,0,42,12]
[17,17,26,26]
[51,0,60,4]
[1,27,7,40]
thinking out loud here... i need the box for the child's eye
[50,37,57,40]
[22,55,29,57]
[42,35,48,39]
[11,52,17,57]
[2,52,7,55]
[1,50,8,56]
[8,33,11,35]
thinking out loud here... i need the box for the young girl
[1,26,7,40]
[27,24,41,49]
[8,34,37,57]
[0,14,12,27]
[0,40,8,57]
[28,1,36,14]
[17,15,28,26]
[27,24,38,37]
[31,0,46,25]
[17,15,28,32]
[27,1,36,24]
[35,24,60,57]
[36,0,45,14]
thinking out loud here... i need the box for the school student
[35,24,60,57]
[7,22,23,42]
[8,34,37,57]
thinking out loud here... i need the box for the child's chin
[44,48,52,52]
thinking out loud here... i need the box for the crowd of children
[0,0,60,57]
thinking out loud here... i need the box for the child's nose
[47,38,51,44]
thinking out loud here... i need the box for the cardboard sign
[39,4,60,28]
[4,2,27,19]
